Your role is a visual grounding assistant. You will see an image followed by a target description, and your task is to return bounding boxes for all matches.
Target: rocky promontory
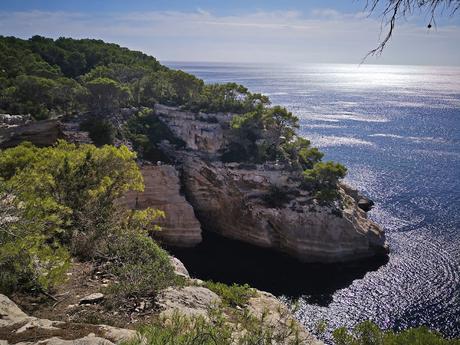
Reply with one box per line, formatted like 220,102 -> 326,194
0,105 -> 388,263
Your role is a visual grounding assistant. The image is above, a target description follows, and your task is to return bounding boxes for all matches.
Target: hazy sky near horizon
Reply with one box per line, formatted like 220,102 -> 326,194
1,0 -> 459,66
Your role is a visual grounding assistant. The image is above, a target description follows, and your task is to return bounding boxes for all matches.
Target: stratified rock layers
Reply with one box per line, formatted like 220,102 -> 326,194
180,156 -> 386,262
119,164 -> 202,247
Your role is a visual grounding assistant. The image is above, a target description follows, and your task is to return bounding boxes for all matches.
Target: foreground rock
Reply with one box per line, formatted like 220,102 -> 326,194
247,291 -> 323,345
0,294 -> 138,345
79,293 -> 104,305
156,286 -> 221,318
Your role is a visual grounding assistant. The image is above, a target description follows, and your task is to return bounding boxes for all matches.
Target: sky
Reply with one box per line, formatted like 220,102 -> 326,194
0,0 -> 459,66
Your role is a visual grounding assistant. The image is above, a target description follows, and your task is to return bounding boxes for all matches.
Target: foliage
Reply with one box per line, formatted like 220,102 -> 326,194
0,141 -> 178,296
0,182 -> 70,293
333,320 -> 460,345
0,141 -> 148,293
84,77 -> 130,114
80,118 -> 116,146
303,161 -> 347,202
122,307 -> 307,345
223,106 -> 298,163
0,35 -> 275,118
104,231 -> 178,300
204,281 -> 256,307
125,107 -> 185,161
263,185 -> 293,208
283,137 -> 324,170
189,82 -> 270,114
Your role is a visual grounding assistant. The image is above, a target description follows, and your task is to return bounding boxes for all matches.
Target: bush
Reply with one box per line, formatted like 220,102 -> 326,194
0,183 -> 70,293
80,118 -> 116,146
333,320 -> 460,345
204,281 -> 256,307
104,232 -> 178,299
123,306 -> 307,345
303,161 -> 347,202
0,141 -> 146,293
263,185 -> 292,208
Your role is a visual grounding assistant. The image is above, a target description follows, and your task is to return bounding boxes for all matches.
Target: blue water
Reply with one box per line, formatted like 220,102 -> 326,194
166,62 -> 460,339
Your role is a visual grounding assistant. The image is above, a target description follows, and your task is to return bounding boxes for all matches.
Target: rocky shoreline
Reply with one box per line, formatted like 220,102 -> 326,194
0,105 -> 388,263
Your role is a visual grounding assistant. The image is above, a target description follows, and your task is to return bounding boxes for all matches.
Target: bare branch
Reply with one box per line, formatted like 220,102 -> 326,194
363,0 -> 460,59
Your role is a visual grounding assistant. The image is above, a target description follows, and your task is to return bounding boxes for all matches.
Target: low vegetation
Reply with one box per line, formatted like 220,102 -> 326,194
333,320 -> 460,345
204,281 -> 257,308
0,141 -> 176,297
123,307 -> 307,345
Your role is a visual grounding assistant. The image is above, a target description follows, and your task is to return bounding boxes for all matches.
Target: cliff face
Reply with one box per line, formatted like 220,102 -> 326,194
154,104 -> 388,262
179,155 -> 385,262
0,105 -> 387,262
118,164 -> 202,247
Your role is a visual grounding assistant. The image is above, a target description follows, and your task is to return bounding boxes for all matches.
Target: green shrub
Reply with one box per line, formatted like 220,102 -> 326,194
204,281 -> 256,307
0,141 -> 146,293
0,183 -> 70,293
80,118 -> 116,146
263,185 -> 292,208
303,161 -> 347,202
333,320 -> 460,345
104,232 -> 178,299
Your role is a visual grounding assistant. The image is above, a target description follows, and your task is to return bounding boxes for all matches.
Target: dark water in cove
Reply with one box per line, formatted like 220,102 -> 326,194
166,62 -> 460,339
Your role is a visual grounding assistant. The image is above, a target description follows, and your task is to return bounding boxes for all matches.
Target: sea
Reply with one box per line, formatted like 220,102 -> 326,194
166,62 -> 460,341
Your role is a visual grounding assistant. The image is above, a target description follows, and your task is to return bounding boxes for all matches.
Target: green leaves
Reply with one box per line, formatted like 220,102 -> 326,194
0,141 -> 145,293
302,161 -> 347,202
332,321 -> 460,345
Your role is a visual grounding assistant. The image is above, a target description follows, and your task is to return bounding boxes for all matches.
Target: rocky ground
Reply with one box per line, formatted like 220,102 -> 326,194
1,257 -> 322,345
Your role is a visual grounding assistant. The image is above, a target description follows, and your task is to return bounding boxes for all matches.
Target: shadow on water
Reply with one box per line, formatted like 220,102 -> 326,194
170,232 -> 388,306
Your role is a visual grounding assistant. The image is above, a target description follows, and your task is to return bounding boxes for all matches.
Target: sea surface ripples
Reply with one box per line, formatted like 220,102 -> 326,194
167,62 -> 460,341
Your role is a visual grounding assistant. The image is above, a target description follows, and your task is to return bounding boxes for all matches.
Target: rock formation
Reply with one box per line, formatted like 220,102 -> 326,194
154,104 -> 388,262
179,154 -> 386,262
118,164 -> 202,247
0,104 -> 387,262
0,294 -> 138,345
0,119 -> 63,149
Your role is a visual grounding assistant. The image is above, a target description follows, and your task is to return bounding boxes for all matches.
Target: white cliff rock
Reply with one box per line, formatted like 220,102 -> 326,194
180,155 -> 386,262
119,164 -> 202,247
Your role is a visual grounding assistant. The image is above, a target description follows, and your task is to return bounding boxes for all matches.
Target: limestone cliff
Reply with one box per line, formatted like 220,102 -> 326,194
118,164 -> 202,247
154,104 -> 388,262
0,106 -> 388,262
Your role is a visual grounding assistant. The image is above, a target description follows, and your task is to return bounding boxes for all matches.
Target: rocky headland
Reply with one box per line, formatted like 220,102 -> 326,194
0,104 -> 387,263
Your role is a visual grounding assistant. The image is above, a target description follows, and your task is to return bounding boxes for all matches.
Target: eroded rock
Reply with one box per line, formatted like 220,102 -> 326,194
119,164 -> 202,247
180,155 -> 387,262
156,286 -> 221,318
0,294 -> 137,345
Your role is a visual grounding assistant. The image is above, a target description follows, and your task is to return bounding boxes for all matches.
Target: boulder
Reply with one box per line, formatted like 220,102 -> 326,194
156,286 -> 221,318
0,294 -> 137,345
170,256 -> 190,278
247,291 -> 323,345
0,120 -> 63,149
358,198 -> 375,212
